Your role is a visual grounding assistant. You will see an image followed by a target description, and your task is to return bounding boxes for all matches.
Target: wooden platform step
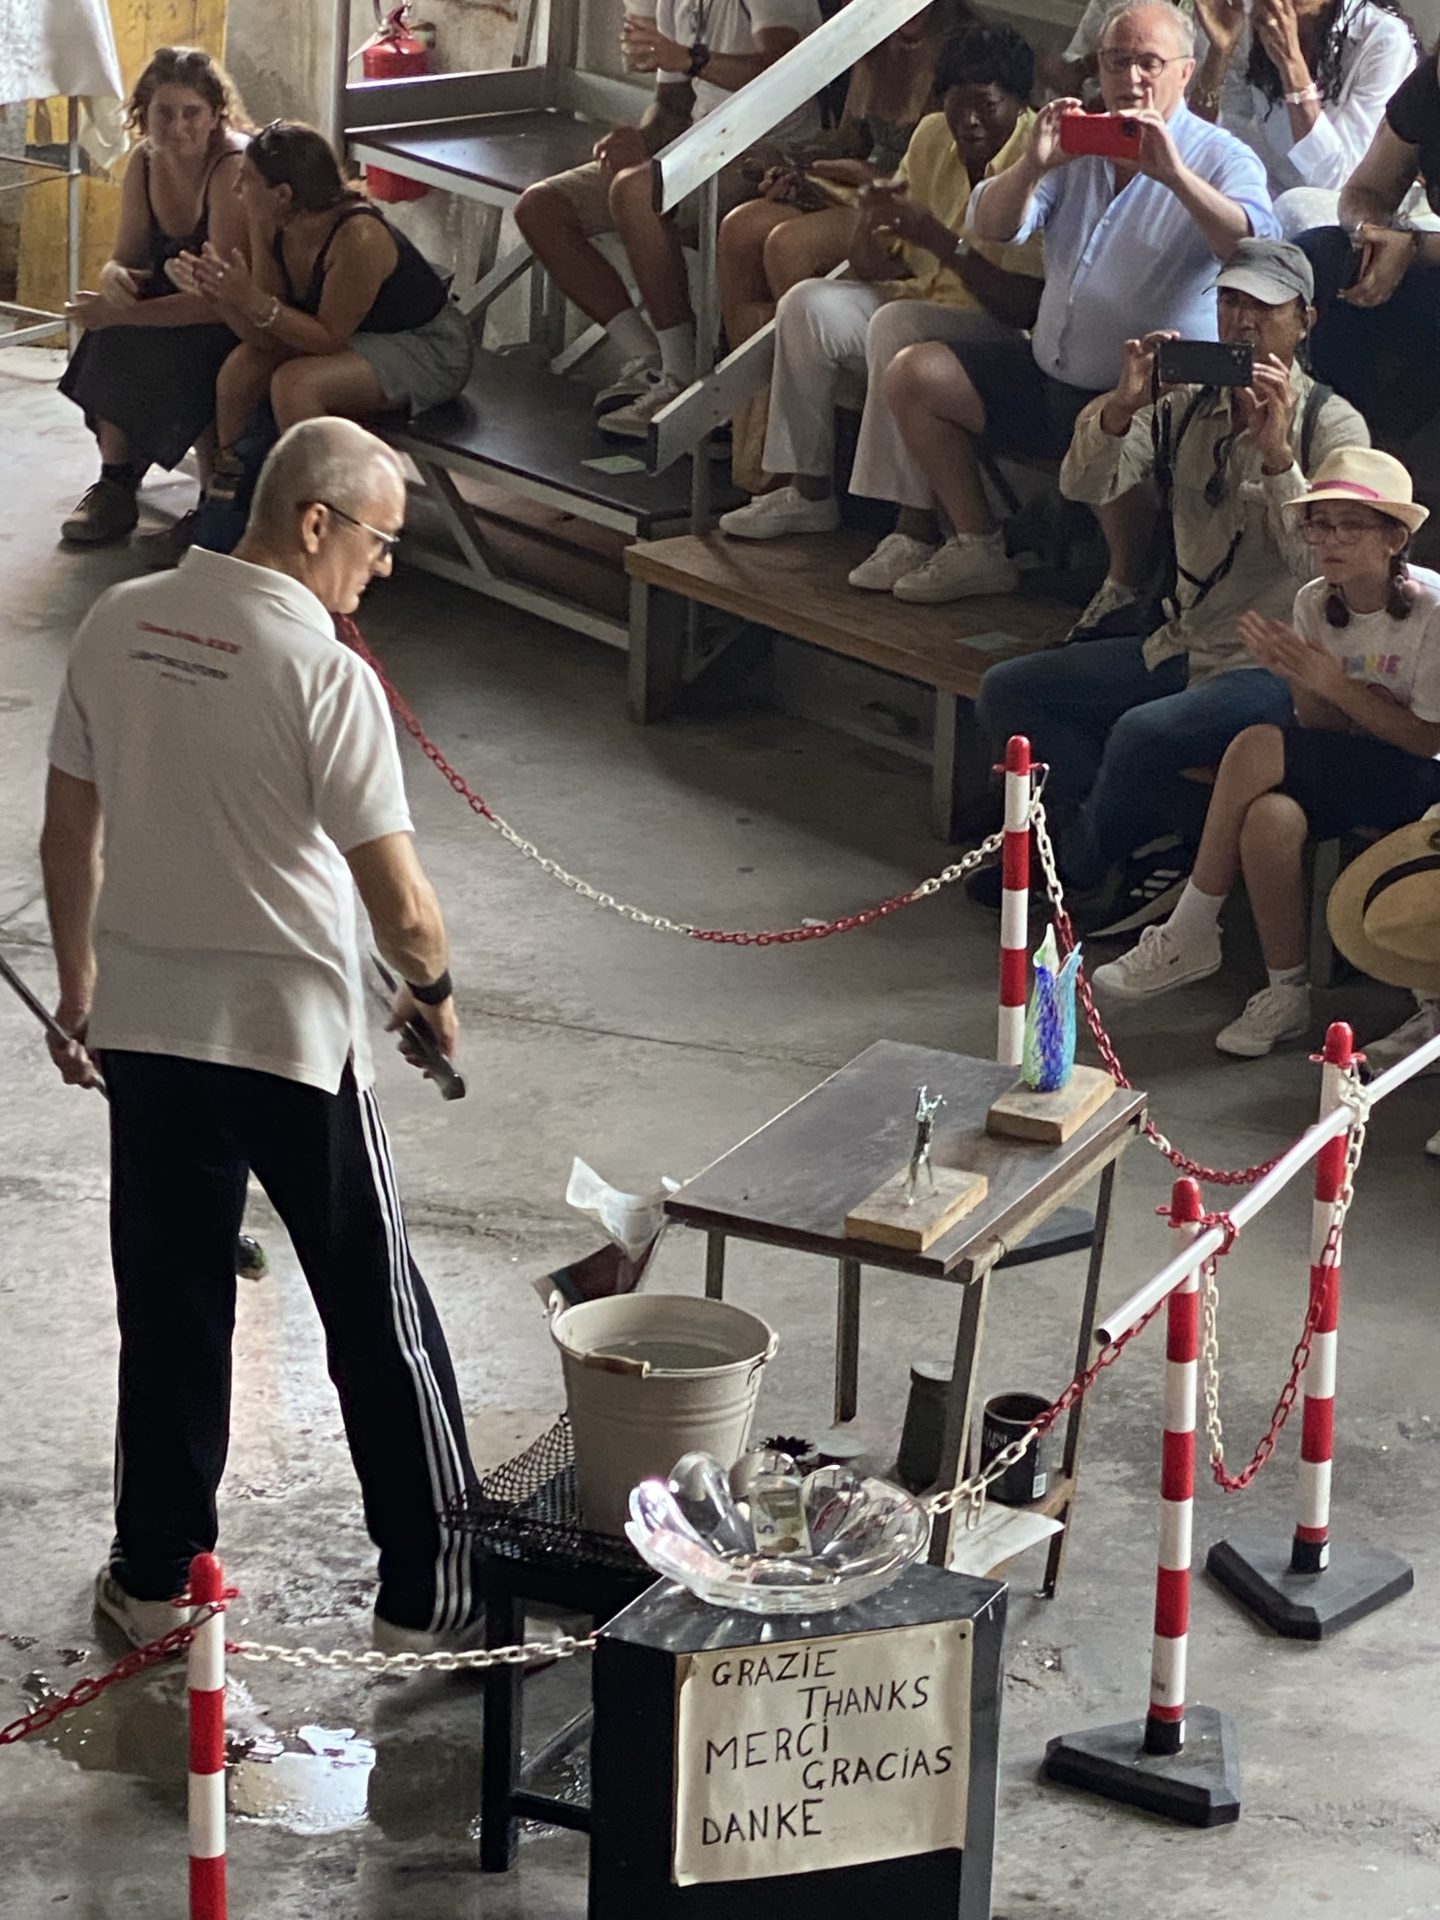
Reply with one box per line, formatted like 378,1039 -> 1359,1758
625,530 -> 1071,700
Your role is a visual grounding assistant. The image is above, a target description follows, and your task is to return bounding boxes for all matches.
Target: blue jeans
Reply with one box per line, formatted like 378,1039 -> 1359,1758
976,635 -> 1294,885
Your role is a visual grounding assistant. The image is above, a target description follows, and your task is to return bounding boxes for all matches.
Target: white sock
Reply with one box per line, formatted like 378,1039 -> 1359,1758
1164,880 -> 1224,946
657,321 -> 696,385
1267,963 -> 1308,991
605,306 -> 657,363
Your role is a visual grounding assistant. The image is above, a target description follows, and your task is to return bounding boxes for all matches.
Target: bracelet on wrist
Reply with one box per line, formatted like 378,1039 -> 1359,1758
1284,82 -> 1321,105
252,293 -> 281,331
406,969 -> 453,1006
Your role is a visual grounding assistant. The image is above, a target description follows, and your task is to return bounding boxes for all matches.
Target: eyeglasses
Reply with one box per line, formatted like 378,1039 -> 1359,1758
1098,50 -> 1190,74
318,501 -> 402,559
1300,516 -> 1387,545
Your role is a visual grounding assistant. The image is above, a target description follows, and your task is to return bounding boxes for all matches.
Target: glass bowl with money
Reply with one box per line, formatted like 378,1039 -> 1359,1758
625,1448 -> 929,1614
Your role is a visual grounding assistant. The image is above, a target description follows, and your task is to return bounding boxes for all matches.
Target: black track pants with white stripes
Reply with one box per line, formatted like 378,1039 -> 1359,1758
102,1050 -> 479,1633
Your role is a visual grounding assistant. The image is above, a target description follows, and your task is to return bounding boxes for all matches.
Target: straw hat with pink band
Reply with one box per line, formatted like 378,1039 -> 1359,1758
1281,447 -> 1430,536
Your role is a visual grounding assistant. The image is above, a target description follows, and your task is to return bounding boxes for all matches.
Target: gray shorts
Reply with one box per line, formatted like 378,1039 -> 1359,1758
352,300 -> 474,417
547,156 -> 759,237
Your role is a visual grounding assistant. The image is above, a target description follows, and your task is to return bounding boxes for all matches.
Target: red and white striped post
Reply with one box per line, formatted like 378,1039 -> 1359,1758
188,1551 -> 227,1920
997,734 -> 1032,1067
1146,1176 -> 1203,1757
1292,1021 -> 1351,1575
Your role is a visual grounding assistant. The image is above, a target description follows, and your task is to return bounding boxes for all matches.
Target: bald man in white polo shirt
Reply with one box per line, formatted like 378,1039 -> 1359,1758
40,417 -> 480,1654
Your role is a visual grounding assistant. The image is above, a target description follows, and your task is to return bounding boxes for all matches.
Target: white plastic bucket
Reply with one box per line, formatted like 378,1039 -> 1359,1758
550,1293 -> 777,1535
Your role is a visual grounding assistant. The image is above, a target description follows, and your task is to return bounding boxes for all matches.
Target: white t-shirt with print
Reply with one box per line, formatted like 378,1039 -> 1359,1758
657,0 -> 822,139
1292,564 -> 1440,724
47,548 -> 414,1093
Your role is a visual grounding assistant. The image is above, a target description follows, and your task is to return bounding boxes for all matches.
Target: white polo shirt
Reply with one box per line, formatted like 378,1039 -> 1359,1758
47,548 -> 413,1092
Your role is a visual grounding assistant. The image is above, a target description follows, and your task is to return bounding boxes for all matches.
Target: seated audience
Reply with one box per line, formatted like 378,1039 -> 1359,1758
718,3 -> 974,353
1188,0 -> 1416,236
58,47 -> 250,548
1092,449 -> 1440,1058
883,0 -> 1276,613
170,122 -> 472,556
716,23 -> 1043,576
515,0 -> 822,440
1298,46 -> 1440,443
974,239 -> 1368,934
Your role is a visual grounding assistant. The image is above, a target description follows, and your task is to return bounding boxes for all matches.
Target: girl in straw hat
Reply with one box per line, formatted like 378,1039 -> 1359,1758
1092,447 -> 1440,1056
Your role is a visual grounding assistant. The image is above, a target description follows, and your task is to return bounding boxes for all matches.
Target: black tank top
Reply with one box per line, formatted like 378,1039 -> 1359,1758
141,146 -> 237,290
271,202 -> 449,334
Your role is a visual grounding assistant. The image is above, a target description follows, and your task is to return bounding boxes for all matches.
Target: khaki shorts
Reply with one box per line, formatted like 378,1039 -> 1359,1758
547,156 -> 760,238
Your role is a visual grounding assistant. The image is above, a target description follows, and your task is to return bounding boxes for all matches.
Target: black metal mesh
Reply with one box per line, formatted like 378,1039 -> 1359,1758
449,1415 -> 642,1574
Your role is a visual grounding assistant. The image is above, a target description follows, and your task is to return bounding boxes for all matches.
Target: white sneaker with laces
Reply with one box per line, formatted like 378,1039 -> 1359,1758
718,486 -> 840,540
848,531 -> 938,591
1214,983 -> 1311,1058
1066,577 -> 1142,642
94,1566 -> 198,1649
594,354 -> 660,413
1091,922 -> 1222,1001
891,531 -> 1018,603
599,370 -> 684,440
1364,1000 -> 1440,1075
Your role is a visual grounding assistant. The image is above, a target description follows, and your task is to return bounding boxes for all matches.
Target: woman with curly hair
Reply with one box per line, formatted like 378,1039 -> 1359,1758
58,46 -> 252,548
1188,0 -> 1417,233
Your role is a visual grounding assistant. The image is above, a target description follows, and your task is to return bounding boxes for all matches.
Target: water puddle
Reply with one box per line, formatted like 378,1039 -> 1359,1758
228,1725 -> 375,1835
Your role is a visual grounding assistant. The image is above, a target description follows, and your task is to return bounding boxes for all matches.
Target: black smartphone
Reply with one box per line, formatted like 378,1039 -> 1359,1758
1157,339 -> 1255,388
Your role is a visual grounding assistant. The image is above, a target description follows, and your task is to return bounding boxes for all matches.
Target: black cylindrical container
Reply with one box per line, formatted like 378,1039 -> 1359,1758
979,1391 -> 1050,1505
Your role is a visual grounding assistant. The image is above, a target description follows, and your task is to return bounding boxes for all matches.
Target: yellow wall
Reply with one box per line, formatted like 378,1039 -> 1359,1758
18,0 -> 230,319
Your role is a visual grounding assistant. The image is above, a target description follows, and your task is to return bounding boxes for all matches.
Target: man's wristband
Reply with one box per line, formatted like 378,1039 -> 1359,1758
406,969 -> 453,1005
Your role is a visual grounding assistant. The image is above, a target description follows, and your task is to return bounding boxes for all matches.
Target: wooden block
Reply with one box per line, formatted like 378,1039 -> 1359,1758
986,1064 -> 1116,1145
844,1165 -> 988,1251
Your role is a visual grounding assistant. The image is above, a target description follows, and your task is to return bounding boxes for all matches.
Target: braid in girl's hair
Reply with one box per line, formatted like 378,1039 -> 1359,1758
1387,547 -> 1417,620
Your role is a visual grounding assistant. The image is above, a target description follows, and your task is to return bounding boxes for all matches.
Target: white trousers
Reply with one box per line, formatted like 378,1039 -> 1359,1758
761,278 -> 1017,509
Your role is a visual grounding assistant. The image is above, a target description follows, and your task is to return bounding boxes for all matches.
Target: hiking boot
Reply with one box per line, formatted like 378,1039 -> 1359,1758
891,531 -> 1017,603
848,532 -> 938,591
1091,921 -> 1222,1001
94,1566 -> 198,1649
133,509 -> 201,571
61,479 -> 139,545
1214,984 -> 1311,1058
718,485 -> 840,540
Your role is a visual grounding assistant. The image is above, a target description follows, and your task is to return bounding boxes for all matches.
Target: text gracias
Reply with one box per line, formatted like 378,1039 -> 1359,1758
696,1641 -> 954,1849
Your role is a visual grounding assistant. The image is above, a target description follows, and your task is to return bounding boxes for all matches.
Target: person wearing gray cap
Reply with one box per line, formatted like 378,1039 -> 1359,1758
970,236 -> 1370,938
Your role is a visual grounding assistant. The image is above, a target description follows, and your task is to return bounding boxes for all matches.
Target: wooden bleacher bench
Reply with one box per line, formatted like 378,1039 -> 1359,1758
624,529 -> 1072,839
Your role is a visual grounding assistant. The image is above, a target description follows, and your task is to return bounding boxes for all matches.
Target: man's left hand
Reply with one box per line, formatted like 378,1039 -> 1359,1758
1235,355 -> 1298,469
46,1004 -> 100,1089
1127,109 -> 1185,189
620,17 -> 690,72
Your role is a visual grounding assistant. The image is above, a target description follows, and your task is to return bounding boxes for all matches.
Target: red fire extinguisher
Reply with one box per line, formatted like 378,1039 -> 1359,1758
360,2 -> 435,203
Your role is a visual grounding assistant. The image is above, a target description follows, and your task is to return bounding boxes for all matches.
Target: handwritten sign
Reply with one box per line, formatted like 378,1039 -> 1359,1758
671,1620 -> 972,1886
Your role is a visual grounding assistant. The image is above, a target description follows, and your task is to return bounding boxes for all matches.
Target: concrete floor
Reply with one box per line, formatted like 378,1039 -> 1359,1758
2,348 -> 1438,1920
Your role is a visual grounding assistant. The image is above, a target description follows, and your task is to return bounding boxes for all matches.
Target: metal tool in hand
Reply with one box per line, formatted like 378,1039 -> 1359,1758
369,954 -> 466,1101
0,951 -> 267,1277
904,1086 -> 945,1204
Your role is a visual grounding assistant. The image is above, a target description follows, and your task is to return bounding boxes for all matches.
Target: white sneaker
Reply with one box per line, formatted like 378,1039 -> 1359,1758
594,353 -> 659,414
1091,922 -> 1222,1002
848,531 -> 938,590
599,369 -> 683,440
718,486 -> 840,540
1066,577 -> 1142,643
1215,984 -> 1311,1058
891,531 -> 1018,603
1425,1127 -> 1440,1159
94,1566 -> 198,1649
1364,1000 -> 1440,1075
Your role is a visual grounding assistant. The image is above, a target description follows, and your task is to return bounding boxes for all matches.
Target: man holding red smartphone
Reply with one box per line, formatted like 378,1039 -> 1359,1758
880,0 -> 1276,606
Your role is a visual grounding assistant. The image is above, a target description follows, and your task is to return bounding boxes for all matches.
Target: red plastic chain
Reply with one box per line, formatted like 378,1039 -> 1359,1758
1050,897 -> 1282,1189
1207,1210 -> 1340,1492
0,1600 -> 227,1747
338,617 -> 953,947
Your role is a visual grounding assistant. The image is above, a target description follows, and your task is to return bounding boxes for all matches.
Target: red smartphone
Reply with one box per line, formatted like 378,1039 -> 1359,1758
1059,111 -> 1143,161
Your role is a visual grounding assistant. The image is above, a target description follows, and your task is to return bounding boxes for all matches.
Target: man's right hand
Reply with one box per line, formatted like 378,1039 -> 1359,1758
1101,330 -> 1180,430
1029,98 -> 1083,173
594,125 -> 651,174
387,984 -> 459,1081
47,1004 -> 100,1089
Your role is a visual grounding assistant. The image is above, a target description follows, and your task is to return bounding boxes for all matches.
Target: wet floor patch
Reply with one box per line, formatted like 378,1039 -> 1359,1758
228,1725 -> 375,1835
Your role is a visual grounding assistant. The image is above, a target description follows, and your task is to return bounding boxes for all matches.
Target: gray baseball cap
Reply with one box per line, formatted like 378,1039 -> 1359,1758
1213,237 -> 1315,306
